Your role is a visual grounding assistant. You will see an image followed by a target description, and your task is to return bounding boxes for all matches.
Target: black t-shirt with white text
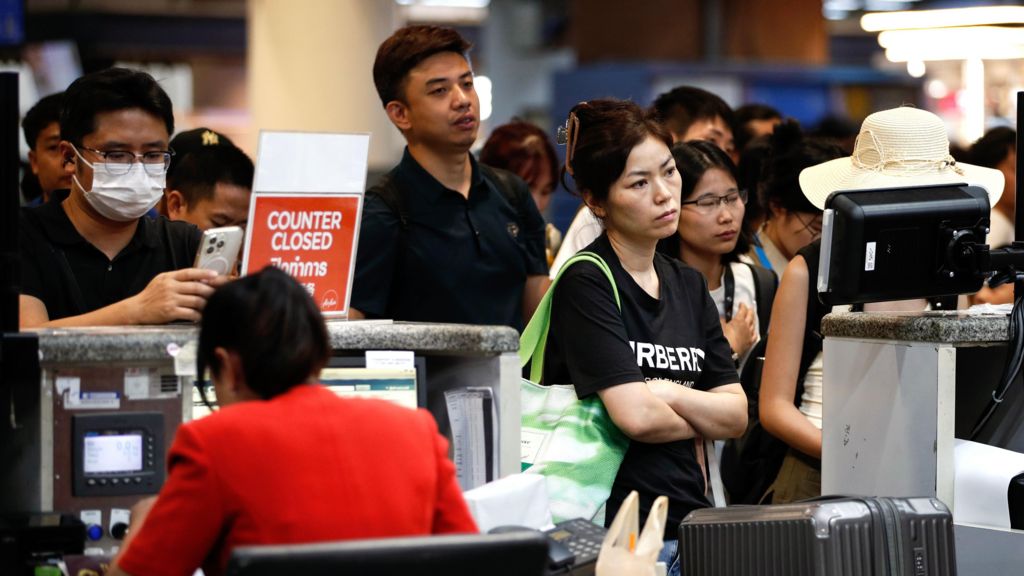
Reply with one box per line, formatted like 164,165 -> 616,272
542,234 -> 737,538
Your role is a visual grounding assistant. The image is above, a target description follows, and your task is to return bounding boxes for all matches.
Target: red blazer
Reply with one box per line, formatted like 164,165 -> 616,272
117,384 -> 477,576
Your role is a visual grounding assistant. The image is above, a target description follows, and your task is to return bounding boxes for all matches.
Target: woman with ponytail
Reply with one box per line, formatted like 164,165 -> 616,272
748,120 -> 844,277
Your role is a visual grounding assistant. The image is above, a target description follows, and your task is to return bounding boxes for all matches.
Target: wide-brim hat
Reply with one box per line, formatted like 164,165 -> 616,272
799,106 -> 1004,210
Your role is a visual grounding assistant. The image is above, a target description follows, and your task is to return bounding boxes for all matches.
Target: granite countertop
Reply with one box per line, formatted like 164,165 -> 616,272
822,310 -> 1010,344
34,321 -> 520,364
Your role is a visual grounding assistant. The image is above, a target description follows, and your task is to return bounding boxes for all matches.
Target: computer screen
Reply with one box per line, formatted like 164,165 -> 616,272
226,532 -> 549,576
82,433 -> 143,474
192,355 -> 427,419
323,355 -> 427,409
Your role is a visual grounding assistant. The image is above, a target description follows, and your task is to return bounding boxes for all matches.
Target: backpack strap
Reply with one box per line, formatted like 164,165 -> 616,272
744,261 -> 778,340
370,164 -> 529,231
366,171 -> 410,229
480,164 -> 532,228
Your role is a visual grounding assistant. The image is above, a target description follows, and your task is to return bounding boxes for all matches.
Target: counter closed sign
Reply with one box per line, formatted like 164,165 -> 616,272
244,194 -> 361,315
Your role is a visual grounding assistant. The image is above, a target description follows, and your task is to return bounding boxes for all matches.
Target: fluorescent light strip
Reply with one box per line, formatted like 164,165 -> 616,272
394,0 -> 490,7
878,26 -> 1024,49
879,26 -> 1024,61
862,6 -> 1024,31
886,45 -> 1024,62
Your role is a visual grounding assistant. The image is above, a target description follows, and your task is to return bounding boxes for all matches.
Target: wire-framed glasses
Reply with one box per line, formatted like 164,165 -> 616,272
680,189 -> 748,214
78,145 -> 175,176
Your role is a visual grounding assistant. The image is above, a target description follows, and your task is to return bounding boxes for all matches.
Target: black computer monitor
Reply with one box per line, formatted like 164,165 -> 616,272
817,183 -> 990,306
225,532 -> 549,576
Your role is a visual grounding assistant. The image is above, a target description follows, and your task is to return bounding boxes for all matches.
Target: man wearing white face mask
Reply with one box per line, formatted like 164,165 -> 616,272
18,68 -> 229,329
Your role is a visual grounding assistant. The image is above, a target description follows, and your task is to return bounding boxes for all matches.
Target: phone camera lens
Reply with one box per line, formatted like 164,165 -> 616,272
208,236 -> 217,244
206,247 -> 215,254
217,241 -> 225,248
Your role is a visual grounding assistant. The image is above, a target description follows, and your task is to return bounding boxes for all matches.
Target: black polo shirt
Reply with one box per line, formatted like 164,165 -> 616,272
352,149 -> 547,328
19,190 -> 201,321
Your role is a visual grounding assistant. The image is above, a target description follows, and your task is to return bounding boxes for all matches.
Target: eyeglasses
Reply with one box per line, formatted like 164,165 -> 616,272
794,211 -> 823,239
78,145 -> 175,176
680,189 -> 748,214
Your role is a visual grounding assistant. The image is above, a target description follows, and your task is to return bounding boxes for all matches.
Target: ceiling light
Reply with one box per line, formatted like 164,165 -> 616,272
476,75 -> 492,121
862,6 -> 1024,32
395,0 -> 489,6
926,79 -> 949,100
878,26 -> 1024,49
878,26 -> 1024,61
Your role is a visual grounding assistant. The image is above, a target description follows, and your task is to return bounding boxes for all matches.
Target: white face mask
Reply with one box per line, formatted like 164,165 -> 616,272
72,146 -> 166,222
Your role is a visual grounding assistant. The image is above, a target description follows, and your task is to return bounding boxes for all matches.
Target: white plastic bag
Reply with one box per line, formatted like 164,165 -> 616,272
595,491 -> 668,576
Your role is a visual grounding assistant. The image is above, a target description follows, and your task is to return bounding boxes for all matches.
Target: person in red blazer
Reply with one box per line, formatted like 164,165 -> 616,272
110,266 -> 477,576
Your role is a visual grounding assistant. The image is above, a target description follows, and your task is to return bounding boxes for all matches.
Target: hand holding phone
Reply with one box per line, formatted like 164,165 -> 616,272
194,226 -> 244,276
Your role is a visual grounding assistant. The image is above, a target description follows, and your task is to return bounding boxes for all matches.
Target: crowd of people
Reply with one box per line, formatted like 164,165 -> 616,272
13,22 -> 1010,576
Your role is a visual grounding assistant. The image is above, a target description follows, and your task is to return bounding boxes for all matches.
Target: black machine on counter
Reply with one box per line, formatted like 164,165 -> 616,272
817,183 -> 1024,308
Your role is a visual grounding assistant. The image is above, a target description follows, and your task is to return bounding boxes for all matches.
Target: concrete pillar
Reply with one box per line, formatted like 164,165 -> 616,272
247,0 -> 403,172
482,0 -> 574,130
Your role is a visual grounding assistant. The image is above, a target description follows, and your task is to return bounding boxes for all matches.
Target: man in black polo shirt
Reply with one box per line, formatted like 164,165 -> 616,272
18,68 -> 226,329
350,25 -> 548,329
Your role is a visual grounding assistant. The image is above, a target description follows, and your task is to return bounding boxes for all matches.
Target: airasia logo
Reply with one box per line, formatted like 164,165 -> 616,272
321,290 -> 339,310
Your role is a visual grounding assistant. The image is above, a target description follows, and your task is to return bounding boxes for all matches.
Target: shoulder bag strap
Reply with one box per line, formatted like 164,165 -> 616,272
723,264 -> 735,322
519,251 -> 621,383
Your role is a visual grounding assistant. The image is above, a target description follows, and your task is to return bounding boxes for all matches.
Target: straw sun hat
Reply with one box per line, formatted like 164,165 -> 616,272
799,106 -> 1004,210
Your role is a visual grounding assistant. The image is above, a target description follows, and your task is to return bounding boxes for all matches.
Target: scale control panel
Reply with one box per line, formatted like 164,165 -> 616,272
72,412 -> 165,498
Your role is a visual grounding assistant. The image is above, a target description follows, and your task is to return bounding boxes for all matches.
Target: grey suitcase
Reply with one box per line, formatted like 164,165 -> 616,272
678,496 -> 956,575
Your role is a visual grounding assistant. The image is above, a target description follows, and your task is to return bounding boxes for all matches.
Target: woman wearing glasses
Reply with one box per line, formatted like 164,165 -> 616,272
542,99 -> 746,576
748,121 -> 844,278
659,141 -> 773,367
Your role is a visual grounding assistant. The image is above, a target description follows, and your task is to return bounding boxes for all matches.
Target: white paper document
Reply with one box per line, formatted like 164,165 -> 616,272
445,387 -> 499,491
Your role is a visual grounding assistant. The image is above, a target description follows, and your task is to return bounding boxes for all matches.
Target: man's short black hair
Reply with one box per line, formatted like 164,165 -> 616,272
651,86 -> 735,138
60,67 -> 174,145
372,25 -> 472,107
969,126 -> 1016,169
734,103 -> 782,151
23,92 -> 64,149
166,145 -> 254,206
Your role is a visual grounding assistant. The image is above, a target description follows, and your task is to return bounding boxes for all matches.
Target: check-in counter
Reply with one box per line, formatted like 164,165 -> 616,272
821,310 -> 1024,573
1,321 -> 520,556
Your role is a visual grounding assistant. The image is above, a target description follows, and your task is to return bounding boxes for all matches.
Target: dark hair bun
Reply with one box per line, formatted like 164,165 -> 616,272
768,119 -> 804,156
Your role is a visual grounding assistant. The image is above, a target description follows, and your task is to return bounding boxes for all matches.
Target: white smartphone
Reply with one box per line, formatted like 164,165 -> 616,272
193,226 -> 244,276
